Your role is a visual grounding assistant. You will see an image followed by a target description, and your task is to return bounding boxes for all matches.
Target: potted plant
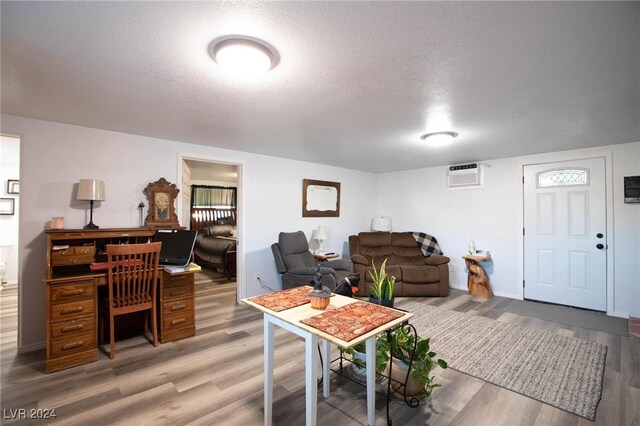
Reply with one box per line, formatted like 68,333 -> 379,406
389,327 -> 448,399
340,336 -> 389,377
368,258 -> 396,307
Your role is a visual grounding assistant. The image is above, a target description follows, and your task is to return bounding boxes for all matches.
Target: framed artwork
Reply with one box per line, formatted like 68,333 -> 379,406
143,178 -> 180,228
302,179 -> 340,217
7,180 -> 19,195
0,198 -> 15,215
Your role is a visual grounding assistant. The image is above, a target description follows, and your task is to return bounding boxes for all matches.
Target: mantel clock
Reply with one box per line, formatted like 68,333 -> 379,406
143,178 -> 181,228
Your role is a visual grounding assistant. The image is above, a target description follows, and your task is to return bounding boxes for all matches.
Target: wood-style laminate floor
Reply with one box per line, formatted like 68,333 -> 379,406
1,272 -> 638,426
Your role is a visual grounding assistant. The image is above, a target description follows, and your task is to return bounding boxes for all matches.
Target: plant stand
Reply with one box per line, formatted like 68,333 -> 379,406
330,321 -> 420,426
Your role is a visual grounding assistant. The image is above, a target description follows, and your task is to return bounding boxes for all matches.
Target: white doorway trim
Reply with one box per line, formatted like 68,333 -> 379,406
518,150 -> 614,315
177,153 -> 245,303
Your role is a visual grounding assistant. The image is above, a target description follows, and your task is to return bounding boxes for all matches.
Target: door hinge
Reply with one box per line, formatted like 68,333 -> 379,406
523,280 -> 525,288
522,176 -> 525,184
523,228 -> 525,235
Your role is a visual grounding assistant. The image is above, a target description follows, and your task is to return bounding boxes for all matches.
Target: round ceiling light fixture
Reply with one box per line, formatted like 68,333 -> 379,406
420,131 -> 459,147
209,35 -> 279,75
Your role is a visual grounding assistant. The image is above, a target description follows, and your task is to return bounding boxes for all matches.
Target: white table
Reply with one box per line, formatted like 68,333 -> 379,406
243,293 -> 413,426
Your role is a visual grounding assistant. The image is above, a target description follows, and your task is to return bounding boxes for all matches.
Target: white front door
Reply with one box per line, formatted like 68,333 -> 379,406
523,158 -> 607,311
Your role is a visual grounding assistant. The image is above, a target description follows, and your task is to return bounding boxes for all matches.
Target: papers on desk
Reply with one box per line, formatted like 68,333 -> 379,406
52,245 -> 70,250
163,263 -> 202,273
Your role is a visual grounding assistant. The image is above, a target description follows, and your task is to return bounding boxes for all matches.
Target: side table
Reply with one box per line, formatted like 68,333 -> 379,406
462,255 -> 493,298
313,253 -> 339,262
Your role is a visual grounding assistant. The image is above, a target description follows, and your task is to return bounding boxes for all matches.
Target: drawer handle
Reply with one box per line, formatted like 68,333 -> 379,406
79,249 -> 90,254
61,341 -> 83,351
71,258 -> 78,263
170,290 -> 187,296
59,250 -> 68,255
61,324 -> 84,333
171,318 -> 187,326
61,307 -> 84,315
170,304 -> 186,311
61,289 -> 85,297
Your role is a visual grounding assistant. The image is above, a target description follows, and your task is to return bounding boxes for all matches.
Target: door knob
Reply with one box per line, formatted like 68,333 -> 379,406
596,243 -> 604,250
596,233 -> 604,239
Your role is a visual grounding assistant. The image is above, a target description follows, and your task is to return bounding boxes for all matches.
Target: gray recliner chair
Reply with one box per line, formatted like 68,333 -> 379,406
271,231 -> 352,291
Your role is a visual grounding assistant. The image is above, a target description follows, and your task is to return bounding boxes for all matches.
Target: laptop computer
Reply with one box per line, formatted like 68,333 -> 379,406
153,229 -> 197,267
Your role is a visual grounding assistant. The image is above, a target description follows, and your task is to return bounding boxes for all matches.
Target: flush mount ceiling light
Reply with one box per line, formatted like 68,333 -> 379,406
209,35 -> 279,75
420,131 -> 459,147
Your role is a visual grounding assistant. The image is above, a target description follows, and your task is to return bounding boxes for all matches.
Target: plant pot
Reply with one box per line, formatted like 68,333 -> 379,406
389,358 -> 424,397
350,349 -> 389,382
351,350 -> 367,378
368,296 -> 394,308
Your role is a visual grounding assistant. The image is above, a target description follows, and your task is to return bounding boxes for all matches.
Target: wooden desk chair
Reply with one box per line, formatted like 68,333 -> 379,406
100,242 -> 162,359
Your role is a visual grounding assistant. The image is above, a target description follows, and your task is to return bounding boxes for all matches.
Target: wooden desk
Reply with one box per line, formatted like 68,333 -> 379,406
462,255 -> 493,298
243,292 -> 412,426
44,228 -> 196,373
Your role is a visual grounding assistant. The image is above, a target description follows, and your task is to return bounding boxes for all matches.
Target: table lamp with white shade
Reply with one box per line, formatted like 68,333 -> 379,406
371,216 -> 392,232
77,179 -> 105,229
315,226 -> 329,255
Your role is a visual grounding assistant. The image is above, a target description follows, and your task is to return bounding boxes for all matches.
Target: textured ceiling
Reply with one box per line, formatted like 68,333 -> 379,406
1,2 -> 639,173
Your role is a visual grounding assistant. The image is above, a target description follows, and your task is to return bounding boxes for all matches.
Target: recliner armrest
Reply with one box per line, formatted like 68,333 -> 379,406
288,267 -> 336,276
424,255 -> 450,266
351,254 -> 368,265
320,259 -> 352,271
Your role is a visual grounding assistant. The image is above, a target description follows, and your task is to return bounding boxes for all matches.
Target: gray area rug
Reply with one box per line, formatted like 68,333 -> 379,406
504,299 -> 628,336
397,300 -> 607,420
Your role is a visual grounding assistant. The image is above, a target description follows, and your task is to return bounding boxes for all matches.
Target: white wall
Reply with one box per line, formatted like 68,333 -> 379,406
0,135 -> 20,284
1,114 -> 377,351
377,141 -> 640,317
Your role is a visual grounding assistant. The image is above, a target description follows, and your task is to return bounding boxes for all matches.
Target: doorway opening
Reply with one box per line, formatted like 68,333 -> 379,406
181,158 -> 241,302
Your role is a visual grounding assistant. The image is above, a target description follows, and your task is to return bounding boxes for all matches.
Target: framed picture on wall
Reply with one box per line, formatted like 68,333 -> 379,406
302,179 -> 341,217
0,198 -> 15,215
7,180 -> 19,195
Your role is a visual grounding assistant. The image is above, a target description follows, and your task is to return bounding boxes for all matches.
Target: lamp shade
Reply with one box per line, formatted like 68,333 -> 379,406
371,216 -> 392,232
315,226 -> 329,241
77,179 -> 105,201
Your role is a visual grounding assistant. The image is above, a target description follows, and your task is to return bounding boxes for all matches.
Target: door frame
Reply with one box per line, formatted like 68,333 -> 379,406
518,150 -> 614,315
177,152 -> 245,303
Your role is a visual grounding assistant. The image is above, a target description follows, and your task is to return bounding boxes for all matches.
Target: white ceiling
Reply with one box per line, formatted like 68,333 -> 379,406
1,2 -> 639,173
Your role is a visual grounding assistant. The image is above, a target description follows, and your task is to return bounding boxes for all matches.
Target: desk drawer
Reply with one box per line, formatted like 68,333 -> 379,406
52,246 -> 95,266
50,281 -> 94,304
162,309 -> 195,332
162,283 -> 194,301
50,332 -> 96,358
51,317 -> 95,338
50,299 -> 95,322
52,254 -> 95,266
162,298 -> 194,315
162,271 -> 194,286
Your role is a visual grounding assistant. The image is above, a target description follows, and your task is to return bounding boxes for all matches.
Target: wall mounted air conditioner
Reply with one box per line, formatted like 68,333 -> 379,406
447,163 -> 482,188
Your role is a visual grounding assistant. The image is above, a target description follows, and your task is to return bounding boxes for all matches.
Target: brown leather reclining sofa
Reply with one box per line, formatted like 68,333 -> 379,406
349,232 -> 450,297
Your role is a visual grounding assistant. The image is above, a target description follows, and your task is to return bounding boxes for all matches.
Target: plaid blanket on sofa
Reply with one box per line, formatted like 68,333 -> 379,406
410,232 -> 443,256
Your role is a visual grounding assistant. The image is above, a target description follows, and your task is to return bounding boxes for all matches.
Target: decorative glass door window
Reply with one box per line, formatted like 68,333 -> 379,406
537,168 -> 589,188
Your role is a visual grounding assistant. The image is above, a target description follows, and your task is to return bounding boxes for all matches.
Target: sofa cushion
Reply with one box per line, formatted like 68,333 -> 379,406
389,232 -> 424,265
358,232 -> 393,261
400,265 -> 440,283
279,231 -> 316,270
206,224 -> 235,237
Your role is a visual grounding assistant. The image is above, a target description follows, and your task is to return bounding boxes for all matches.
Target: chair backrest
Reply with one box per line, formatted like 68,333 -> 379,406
274,231 -> 315,271
106,242 -> 161,312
